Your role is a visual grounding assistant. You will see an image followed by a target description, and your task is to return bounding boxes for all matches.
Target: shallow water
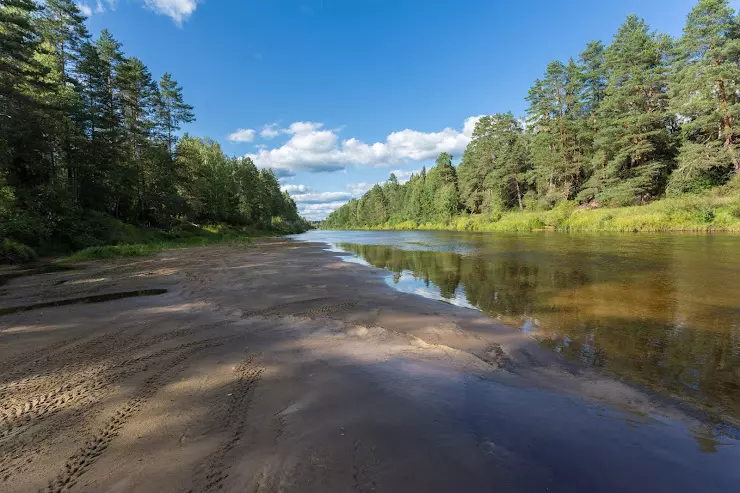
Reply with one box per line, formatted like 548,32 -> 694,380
0,289 -> 168,316
294,230 -> 740,422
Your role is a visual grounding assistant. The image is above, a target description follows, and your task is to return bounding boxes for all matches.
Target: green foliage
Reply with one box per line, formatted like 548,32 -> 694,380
63,223 -> 270,262
527,59 -> 589,202
670,0 -> 740,191
0,239 -> 38,264
324,0 -> 740,233
581,15 -> 675,206
0,4 -> 308,255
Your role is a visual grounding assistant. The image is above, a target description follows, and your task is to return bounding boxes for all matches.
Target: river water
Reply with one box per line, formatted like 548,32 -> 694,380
293,229 -> 740,424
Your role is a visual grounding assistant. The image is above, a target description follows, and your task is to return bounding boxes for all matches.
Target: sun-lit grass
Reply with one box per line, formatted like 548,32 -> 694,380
348,194 -> 740,233
62,225 -> 262,262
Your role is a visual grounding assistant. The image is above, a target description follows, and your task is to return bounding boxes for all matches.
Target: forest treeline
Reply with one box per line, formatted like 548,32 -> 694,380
1,0 -> 307,258
324,0 -> 740,230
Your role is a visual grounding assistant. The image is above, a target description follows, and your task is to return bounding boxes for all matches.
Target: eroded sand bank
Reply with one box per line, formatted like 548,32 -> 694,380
0,239 -> 738,492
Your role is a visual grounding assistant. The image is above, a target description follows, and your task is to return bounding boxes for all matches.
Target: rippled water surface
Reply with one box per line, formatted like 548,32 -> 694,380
293,230 -> 740,422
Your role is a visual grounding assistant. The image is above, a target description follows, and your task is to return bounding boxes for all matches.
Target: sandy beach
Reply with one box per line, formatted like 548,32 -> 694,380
0,239 -> 738,492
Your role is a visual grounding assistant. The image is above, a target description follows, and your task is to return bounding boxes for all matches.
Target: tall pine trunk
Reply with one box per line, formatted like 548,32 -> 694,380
718,79 -> 740,172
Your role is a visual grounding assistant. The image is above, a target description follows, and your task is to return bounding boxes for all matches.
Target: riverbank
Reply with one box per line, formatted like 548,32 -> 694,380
1,221 -> 307,265
1,240 -> 738,492
328,194 -> 740,233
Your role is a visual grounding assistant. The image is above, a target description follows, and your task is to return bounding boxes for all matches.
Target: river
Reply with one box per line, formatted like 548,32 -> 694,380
293,229 -> 740,425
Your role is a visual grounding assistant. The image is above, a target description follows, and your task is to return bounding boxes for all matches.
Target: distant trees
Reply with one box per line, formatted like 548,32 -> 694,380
0,1 -> 305,252
324,0 -> 740,229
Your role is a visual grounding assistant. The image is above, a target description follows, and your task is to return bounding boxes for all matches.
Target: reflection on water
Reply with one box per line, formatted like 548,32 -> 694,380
297,230 -> 740,423
386,272 -> 477,310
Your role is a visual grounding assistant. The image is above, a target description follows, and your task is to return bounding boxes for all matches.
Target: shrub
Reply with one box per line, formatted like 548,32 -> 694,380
0,239 -> 38,264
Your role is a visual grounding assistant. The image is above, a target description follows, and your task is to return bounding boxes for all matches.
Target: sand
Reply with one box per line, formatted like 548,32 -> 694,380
0,239 -> 738,493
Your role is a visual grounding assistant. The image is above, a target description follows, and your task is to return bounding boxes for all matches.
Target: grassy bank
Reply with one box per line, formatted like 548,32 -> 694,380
1,220 -> 300,264
63,224 -> 259,262
337,194 -> 740,233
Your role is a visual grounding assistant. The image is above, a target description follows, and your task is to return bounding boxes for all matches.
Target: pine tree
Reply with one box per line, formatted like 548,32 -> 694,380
382,172 -> 403,221
0,0 -> 47,106
481,113 -> 531,210
428,152 -> 459,220
458,114 -> 531,213
0,0 -> 51,190
157,72 -> 194,155
434,152 -> 456,184
580,41 -> 608,120
34,0 -> 91,204
670,0 -> 740,193
527,60 -> 587,205
116,56 -> 159,218
582,15 -> 675,205
458,117 -> 494,213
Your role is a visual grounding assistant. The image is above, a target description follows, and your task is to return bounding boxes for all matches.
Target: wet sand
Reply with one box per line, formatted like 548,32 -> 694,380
0,239 -> 738,492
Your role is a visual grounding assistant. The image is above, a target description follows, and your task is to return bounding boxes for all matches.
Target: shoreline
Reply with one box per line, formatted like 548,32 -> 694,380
305,238 -> 740,427
322,194 -> 740,233
0,239 -> 738,491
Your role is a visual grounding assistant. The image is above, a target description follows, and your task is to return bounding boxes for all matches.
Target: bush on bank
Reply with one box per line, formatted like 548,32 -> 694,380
336,193 -> 740,234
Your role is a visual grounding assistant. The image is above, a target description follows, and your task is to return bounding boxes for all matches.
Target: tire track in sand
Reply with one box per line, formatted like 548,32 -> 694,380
1,323 -> 235,484
0,339 -> 225,484
0,338 -> 210,443
42,340 -> 224,493
0,322 -> 228,412
241,297 -> 331,317
188,357 -> 263,493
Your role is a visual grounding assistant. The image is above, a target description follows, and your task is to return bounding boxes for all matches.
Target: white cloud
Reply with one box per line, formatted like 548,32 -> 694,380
280,184 -> 310,194
291,191 -> 353,204
347,182 -> 373,197
77,3 -> 93,16
260,124 -> 282,139
298,202 -> 348,221
244,116 -> 483,176
227,128 -> 256,143
88,0 -> 116,14
245,122 -> 346,174
144,0 -> 199,25
390,169 -> 421,184
280,185 -> 364,220
463,115 -> 481,137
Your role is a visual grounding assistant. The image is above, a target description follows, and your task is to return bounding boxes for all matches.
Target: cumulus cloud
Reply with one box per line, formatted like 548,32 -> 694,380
260,124 -> 282,139
298,202 -> 348,221
244,116 -> 483,176
390,169 -> 421,184
347,182 -> 373,197
79,0 -> 116,15
245,122 -> 345,175
77,3 -> 93,16
280,185 -> 367,220
227,128 -> 256,143
144,0 -> 199,25
291,191 -> 353,204
280,184 -> 310,194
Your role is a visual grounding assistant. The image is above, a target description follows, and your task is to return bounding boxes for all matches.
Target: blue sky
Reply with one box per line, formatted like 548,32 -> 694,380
81,0 -> 738,219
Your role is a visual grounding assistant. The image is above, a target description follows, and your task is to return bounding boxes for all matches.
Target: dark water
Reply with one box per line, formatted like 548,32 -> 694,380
294,230 -> 740,423
0,289 -> 168,316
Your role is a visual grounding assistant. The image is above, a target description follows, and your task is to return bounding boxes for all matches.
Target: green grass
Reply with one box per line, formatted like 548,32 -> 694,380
62,223 -> 268,262
0,238 -> 39,263
344,194 -> 740,233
